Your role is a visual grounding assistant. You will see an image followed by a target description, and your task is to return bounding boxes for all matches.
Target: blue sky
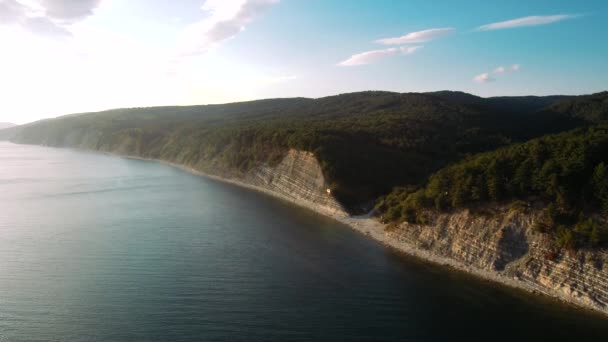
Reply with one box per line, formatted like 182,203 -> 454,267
0,0 -> 606,123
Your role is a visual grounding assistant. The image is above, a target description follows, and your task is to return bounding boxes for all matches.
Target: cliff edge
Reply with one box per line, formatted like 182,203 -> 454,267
242,150 -> 347,217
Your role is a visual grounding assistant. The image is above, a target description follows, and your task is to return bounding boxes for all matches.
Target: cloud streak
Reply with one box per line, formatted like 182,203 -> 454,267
375,27 -> 454,45
474,64 -> 521,83
40,0 -> 103,22
336,27 -> 453,68
338,46 -> 422,66
474,73 -> 494,83
176,0 -> 279,57
477,14 -> 577,31
493,66 -> 505,74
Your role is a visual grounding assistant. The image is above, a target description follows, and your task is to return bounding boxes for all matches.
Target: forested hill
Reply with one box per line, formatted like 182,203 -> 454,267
428,90 -> 573,113
541,91 -> 608,123
2,91 -> 607,211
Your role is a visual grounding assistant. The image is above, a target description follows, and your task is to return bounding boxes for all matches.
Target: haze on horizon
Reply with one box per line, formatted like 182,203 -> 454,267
0,0 -> 607,124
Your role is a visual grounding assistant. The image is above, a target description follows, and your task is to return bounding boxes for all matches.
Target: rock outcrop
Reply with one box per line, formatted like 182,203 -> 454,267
241,150 -> 347,217
386,207 -> 608,314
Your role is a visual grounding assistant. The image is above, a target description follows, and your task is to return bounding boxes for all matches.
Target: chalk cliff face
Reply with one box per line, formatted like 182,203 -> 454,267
240,150 -> 347,217
387,207 -> 608,314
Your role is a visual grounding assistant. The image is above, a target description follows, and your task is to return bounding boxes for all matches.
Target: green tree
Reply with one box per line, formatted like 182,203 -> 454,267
593,163 -> 608,214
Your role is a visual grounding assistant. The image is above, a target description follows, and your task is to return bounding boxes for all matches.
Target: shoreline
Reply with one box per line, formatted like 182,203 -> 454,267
2,141 -> 599,318
119,154 -> 608,318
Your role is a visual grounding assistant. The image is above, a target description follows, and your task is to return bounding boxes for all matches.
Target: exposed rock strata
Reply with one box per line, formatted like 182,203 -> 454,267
242,150 -> 347,217
385,208 -> 608,315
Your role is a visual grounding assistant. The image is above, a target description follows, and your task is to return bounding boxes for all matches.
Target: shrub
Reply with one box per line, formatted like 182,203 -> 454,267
509,200 -> 528,213
385,205 -> 403,222
555,226 -> 576,250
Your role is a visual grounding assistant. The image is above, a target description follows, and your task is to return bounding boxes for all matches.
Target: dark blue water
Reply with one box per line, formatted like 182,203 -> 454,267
0,142 -> 606,341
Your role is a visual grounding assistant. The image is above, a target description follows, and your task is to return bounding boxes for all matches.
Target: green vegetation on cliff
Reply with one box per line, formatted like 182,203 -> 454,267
376,124 -> 608,249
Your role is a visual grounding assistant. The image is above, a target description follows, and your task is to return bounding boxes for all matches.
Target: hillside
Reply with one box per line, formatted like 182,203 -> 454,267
2,91 -> 606,211
541,91 -> 608,123
429,90 -> 572,113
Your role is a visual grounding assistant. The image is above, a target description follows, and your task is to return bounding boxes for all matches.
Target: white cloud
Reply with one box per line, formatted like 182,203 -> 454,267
477,14 -> 577,31
176,0 -> 279,57
475,64 -> 521,83
338,46 -> 422,66
40,0 -> 103,22
0,0 -> 103,37
375,28 -> 454,45
474,73 -> 494,83
494,64 -> 521,74
493,66 -> 506,74
339,27 -> 450,68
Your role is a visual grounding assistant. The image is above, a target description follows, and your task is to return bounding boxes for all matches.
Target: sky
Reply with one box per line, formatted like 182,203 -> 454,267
0,0 -> 607,124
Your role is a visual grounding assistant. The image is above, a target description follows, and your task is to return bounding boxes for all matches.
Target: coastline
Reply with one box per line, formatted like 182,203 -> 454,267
1,141 -> 600,317
120,154 -> 608,318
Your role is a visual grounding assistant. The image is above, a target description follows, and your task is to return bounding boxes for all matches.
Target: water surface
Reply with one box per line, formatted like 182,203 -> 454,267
0,142 -> 606,341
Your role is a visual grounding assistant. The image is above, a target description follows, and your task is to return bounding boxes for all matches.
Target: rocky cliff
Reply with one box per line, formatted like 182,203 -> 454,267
382,206 -> 608,315
240,150 -> 348,217
191,149 -> 348,218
